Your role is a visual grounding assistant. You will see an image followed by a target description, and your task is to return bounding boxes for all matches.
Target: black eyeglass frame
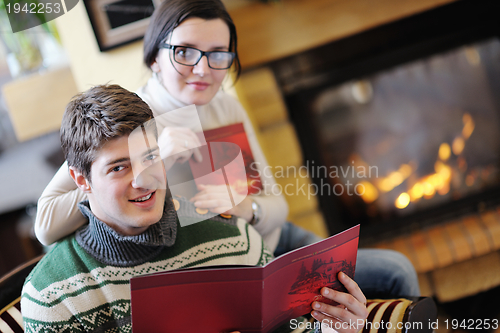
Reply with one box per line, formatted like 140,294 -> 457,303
159,43 -> 236,70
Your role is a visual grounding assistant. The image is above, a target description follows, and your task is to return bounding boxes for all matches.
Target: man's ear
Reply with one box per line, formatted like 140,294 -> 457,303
69,166 -> 92,193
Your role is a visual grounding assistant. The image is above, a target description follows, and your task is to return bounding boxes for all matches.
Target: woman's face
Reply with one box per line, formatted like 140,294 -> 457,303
153,18 -> 231,106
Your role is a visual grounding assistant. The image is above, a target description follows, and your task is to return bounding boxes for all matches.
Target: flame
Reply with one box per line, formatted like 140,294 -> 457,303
407,162 -> 452,203
379,178 -> 393,192
452,136 -> 465,155
462,113 -> 475,139
400,164 -> 412,177
395,193 -> 410,209
388,172 -> 404,187
437,183 -> 450,195
358,181 -> 379,203
422,182 -> 435,198
439,143 -> 451,161
377,164 -> 413,192
435,161 -> 452,181
353,113 -> 478,210
409,183 -> 423,200
428,174 -> 445,190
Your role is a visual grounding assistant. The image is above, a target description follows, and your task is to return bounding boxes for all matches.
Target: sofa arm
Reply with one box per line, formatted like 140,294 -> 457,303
362,297 -> 437,333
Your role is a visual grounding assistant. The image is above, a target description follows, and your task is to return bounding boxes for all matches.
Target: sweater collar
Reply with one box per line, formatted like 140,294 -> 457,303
138,73 -> 196,116
75,199 -> 177,267
136,74 -> 209,133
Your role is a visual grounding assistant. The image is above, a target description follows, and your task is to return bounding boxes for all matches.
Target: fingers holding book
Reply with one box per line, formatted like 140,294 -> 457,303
311,272 -> 368,333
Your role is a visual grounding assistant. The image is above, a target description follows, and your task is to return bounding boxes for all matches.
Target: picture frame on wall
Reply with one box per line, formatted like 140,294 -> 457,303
83,0 -> 163,51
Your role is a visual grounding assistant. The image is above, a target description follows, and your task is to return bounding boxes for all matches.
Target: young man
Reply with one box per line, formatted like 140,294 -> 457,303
22,85 -> 367,333
21,85 -> 273,332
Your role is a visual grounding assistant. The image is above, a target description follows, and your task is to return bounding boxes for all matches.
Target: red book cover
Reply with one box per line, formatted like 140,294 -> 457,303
130,225 -> 360,333
189,123 -> 262,195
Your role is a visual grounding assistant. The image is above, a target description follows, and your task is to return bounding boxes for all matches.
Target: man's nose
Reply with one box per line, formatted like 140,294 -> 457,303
132,168 -> 157,189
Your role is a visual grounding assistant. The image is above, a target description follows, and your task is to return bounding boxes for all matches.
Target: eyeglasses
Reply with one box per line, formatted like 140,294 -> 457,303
160,44 -> 235,70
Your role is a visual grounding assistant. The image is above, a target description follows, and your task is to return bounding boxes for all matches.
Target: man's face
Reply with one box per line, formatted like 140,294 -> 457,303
84,128 -> 167,236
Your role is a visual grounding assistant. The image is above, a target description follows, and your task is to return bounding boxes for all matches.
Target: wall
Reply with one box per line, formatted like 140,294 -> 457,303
54,1 -> 151,92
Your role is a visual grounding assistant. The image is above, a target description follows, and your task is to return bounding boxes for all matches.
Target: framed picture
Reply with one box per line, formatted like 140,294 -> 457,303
83,0 -> 163,51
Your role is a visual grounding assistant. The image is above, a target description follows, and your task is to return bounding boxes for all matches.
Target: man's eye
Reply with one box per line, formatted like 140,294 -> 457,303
144,154 -> 158,162
111,166 -> 125,172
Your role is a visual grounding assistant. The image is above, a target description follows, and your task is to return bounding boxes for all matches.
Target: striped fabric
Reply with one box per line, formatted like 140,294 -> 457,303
362,299 -> 412,333
0,299 -> 23,333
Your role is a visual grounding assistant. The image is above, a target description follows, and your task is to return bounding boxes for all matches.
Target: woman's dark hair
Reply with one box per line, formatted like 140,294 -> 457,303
143,0 -> 241,79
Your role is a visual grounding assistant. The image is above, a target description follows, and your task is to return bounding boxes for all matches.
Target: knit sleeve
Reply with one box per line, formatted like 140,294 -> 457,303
22,277 -> 86,332
34,161 -> 87,245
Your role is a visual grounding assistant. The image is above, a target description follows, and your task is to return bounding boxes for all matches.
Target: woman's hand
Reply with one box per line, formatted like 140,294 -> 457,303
158,127 -> 203,171
311,272 -> 368,333
190,184 -> 254,222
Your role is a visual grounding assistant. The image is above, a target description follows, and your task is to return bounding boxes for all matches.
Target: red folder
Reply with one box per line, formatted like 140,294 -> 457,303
189,123 -> 262,195
131,225 -> 359,333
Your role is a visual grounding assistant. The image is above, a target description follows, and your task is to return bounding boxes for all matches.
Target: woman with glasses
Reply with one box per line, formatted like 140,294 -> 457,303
136,0 -> 295,255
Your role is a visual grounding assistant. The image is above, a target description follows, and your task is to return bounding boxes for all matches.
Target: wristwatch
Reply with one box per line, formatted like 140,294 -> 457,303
250,200 -> 262,226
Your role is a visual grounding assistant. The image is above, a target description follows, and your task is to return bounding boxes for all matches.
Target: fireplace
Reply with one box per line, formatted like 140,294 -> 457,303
269,0 -> 500,245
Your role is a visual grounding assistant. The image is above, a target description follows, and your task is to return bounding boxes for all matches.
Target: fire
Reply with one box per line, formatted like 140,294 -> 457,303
422,181 -> 435,198
395,193 -> 410,209
438,143 -> 451,161
405,165 -> 451,206
435,161 -> 452,181
409,183 -> 424,200
452,136 -> 465,155
355,112 -> 477,210
462,113 -> 475,139
377,164 -> 413,193
358,181 -> 378,203
437,183 -> 450,196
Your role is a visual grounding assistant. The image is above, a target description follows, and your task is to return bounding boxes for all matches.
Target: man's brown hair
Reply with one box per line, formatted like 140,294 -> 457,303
60,84 -> 155,182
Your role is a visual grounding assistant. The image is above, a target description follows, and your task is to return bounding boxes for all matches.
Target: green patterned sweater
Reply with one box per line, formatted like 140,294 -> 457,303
21,198 -> 273,332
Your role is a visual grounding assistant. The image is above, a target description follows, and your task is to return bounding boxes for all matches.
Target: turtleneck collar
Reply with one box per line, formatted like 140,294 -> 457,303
146,72 -> 189,109
75,199 -> 177,267
136,74 -> 208,133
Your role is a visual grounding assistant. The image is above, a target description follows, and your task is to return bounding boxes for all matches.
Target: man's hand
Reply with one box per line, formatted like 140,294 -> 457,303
311,272 -> 368,333
190,184 -> 254,222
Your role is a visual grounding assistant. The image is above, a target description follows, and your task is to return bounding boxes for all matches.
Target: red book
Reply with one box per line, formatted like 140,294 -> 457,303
130,225 -> 360,333
189,123 -> 262,196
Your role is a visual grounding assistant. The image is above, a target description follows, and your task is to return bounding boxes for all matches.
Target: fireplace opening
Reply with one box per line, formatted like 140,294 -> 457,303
311,38 -> 500,234
271,0 -> 500,244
